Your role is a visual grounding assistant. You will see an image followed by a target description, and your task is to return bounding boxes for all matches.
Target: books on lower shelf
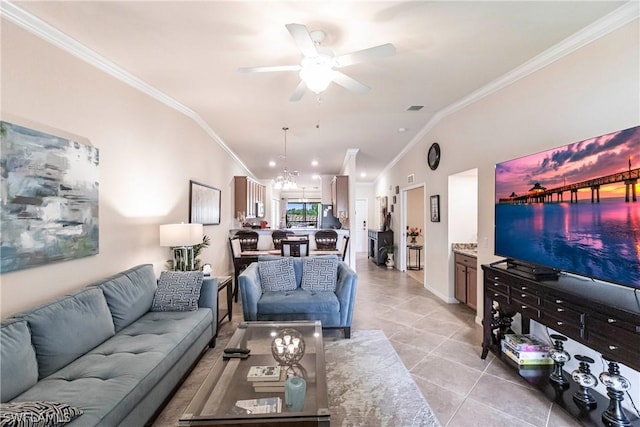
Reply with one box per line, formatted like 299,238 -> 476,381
252,370 -> 287,392
503,333 -> 550,352
247,365 -> 282,382
233,397 -> 282,414
501,339 -> 553,365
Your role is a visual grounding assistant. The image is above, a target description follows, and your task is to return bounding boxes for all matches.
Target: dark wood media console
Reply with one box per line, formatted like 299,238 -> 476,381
482,262 -> 640,426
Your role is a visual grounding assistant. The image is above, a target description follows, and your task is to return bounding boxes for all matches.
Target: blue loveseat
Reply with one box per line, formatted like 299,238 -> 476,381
238,256 -> 357,337
0,264 -> 217,426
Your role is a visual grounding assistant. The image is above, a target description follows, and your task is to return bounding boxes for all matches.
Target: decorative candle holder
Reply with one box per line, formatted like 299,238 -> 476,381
548,334 -> 571,389
271,328 -> 306,373
571,355 -> 598,410
599,358 -> 632,427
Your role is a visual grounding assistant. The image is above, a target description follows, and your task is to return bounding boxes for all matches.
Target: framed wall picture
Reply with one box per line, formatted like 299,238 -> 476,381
189,180 -> 221,225
392,195 -> 397,204
0,120 -> 99,272
430,195 -> 440,222
395,185 -> 400,194
390,204 -> 394,213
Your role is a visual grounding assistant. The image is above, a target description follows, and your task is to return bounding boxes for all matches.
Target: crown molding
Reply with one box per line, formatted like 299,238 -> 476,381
0,0 -> 255,178
377,1 -> 639,182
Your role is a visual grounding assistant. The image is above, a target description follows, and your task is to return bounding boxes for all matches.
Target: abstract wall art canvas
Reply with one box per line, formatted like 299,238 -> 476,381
0,121 -> 99,273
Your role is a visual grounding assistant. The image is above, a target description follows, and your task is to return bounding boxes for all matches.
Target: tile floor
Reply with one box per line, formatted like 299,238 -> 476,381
158,253 -> 583,427
350,253 -> 581,427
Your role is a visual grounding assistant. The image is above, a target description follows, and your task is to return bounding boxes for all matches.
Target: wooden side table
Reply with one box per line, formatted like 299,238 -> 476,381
407,245 -> 423,270
211,275 -> 232,327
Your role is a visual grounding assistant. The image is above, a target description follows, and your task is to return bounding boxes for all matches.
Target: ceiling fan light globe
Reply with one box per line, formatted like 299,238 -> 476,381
299,56 -> 333,94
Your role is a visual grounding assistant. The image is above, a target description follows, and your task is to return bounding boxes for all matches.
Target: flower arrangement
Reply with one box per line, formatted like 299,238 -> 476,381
407,227 -> 422,237
407,227 -> 421,244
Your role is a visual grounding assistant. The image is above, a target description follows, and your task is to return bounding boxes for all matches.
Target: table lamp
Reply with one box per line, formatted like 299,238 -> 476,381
160,223 -> 203,271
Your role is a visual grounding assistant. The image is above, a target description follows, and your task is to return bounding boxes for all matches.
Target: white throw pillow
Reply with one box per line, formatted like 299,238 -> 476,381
258,258 -> 296,291
301,257 -> 338,292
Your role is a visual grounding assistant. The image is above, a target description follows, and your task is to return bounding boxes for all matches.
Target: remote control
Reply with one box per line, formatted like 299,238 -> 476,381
224,347 -> 250,354
223,353 -> 250,360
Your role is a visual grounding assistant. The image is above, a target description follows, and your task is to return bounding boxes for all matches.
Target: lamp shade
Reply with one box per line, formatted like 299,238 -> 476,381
159,223 -> 203,247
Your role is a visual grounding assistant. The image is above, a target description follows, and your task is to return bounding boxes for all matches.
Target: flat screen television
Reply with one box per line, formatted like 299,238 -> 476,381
494,125 -> 640,289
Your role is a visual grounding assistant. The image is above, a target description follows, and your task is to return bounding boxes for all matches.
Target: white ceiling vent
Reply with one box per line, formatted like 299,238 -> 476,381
407,174 -> 415,184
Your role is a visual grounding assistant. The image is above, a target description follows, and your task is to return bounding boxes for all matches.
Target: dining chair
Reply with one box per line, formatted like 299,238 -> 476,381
340,235 -> 350,262
272,230 -> 295,250
281,239 -> 310,257
228,236 -> 248,302
236,230 -> 259,251
315,230 -> 338,250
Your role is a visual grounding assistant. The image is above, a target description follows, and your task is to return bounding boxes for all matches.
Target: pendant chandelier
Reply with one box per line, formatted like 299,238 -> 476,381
273,127 -> 297,190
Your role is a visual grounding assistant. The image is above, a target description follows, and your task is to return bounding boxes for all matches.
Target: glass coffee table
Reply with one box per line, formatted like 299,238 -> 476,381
179,321 -> 330,426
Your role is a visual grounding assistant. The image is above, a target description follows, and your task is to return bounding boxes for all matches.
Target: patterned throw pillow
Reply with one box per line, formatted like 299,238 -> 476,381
0,401 -> 83,427
151,271 -> 203,312
258,258 -> 296,292
301,257 -> 338,291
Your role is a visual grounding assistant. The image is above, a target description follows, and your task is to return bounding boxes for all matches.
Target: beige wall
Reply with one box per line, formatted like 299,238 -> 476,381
375,20 -> 639,303
1,22 -> 247,316
406,187 -> 424,246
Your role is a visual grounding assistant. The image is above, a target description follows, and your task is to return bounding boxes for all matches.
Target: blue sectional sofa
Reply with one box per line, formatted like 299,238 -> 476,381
0,264 -> 217,426
238,256 -> 357,337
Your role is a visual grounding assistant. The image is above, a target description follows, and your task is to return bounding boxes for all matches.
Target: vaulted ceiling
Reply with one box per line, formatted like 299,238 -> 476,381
7,1 -> 630,190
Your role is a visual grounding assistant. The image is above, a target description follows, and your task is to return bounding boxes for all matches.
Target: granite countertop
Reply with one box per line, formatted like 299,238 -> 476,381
452,243 -> 477,258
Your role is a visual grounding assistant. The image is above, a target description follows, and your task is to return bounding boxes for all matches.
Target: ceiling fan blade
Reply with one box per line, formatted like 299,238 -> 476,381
238,65 -> 301,73
285,23 -> 318,57
289,80 -> 307,102
332,71 -> 370,94
334,43 -> 396,67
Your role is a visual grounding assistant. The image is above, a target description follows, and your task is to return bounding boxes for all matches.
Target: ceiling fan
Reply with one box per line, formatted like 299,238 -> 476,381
239,23 -> 396,101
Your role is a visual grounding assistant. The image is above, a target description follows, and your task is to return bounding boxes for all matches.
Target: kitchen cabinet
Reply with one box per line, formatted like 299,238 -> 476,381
234,176 -> 265,218
331,175 -> 349,216
454,252 -> 477,311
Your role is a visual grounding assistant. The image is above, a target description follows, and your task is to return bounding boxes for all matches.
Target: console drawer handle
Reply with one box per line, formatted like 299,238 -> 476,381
493,276 -> 500,281
521,286 -> 527,290
556,321 -> 563,326
521,305 -> 527,309
557,308 -> 564,312
494,293 -> 499,297
521,294 -> 527,298
609,345 -> 617,350
608,318 -> 616,324
556,299 -> 563,304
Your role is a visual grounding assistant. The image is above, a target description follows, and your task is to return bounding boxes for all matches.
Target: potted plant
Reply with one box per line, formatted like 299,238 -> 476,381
379,241 -> 397,269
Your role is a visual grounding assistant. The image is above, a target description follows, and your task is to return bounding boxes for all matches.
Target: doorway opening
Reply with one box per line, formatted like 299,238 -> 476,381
401,184 -> 425,284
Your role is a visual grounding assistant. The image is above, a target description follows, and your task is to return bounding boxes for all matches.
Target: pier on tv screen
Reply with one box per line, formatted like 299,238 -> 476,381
494,125 -> 640,289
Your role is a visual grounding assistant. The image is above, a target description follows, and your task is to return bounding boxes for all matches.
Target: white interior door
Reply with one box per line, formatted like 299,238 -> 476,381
355,199 -> 368,252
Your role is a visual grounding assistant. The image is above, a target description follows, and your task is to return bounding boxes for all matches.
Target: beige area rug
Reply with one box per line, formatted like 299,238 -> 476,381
325,330 -> 440,427
153,329 -> 440,427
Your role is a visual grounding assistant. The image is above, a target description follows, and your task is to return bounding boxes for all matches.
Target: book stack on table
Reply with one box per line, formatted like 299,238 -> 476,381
501,334 -> 553,366
247,365 -> 287,392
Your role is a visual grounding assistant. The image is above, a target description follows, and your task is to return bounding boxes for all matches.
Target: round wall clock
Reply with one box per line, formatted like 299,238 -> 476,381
428,143 -> 441,170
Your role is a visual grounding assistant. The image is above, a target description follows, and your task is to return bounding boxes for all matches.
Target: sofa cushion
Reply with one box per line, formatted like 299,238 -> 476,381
151,271 -> 203,312
301,257 -> 338,292
0,401 -> 83,426
16,288 -> 115,379
258,289 -> 340,314
0,320 -> 38,402
14,309 -> 212,426
258,258 -> 296,291
91,264 -> 157,332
